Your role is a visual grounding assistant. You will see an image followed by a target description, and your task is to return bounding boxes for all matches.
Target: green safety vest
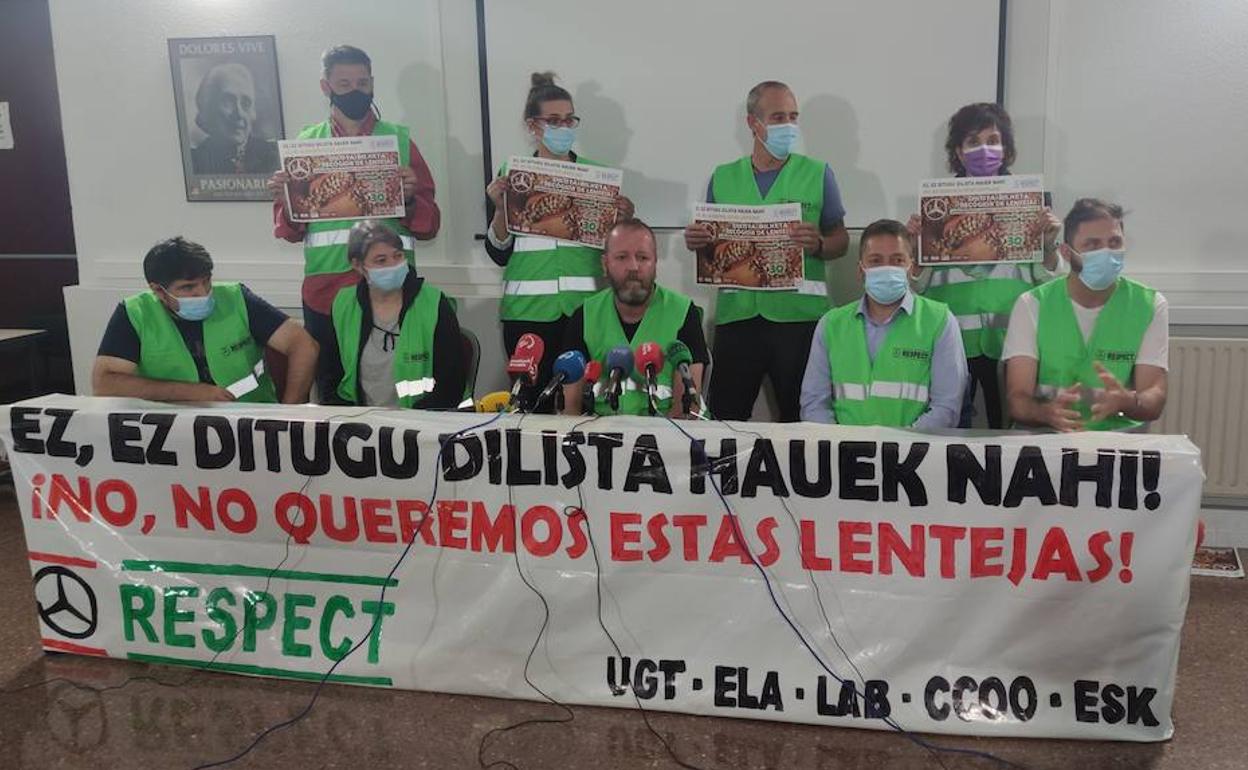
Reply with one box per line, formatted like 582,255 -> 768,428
1032,276 -> 1155,431
331,282 -> 443,408
499,156 -> 604,322
582,285 -> 691,416
923,262 -> 1046,359
299,120 -> 414,277
822,294 -> 949,427
709,153 -> 829,324
122,282 -> 277,403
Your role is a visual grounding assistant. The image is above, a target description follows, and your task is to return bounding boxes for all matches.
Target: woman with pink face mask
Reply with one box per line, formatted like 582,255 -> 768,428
909,103 -> 1061,429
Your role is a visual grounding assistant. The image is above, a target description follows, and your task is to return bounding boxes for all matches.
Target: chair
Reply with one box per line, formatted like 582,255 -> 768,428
459,327 -> 481,404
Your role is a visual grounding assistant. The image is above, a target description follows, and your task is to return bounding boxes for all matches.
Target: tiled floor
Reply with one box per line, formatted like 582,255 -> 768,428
0,484 -> 1244,769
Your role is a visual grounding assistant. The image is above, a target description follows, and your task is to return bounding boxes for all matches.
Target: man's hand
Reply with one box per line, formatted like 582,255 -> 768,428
615,195 -> 636,221
1042,385 -> 1084,432
1090,362 -> 1134,422
684,222 -> 715,251
1037,207 -> 1062,253
905,213 -> 922,240
267,171 -> 291,203
399,165 -> 418,204
193,384 -> 237,403
789,221 -> 822,254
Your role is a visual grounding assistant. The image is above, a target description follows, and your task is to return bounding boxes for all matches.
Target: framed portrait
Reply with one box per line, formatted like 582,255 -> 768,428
168,35 -> 284,202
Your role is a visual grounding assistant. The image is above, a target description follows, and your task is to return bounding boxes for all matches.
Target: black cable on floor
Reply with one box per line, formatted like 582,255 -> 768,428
191,409 -> 507,770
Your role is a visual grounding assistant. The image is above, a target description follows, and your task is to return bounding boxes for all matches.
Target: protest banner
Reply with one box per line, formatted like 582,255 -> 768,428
1,396 -> 1202,740
918,175 -> 1046,266
694,203 -> 802,289
504,156 -> 623,248
279,135 -> 405,222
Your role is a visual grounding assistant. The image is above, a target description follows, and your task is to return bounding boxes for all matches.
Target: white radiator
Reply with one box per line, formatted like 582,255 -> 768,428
1150,338 -> 1248,500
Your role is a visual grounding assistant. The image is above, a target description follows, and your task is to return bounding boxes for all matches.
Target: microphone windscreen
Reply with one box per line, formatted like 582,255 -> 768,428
583,360 -> 603,383
507,333 -> 546,376
477,391 -> 512,412
635,341 -> 664,374
552,350 -> 587,384
606,345 -> 635,376
666,340 -> 693,368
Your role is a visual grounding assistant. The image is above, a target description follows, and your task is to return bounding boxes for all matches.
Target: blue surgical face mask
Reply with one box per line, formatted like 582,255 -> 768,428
366,260 -> 409,292
1076,248 -> 1125,291
864,266 -> 910,305
541,125 -> 577,155
172,292 -> 215,322
762,123 -> 800,160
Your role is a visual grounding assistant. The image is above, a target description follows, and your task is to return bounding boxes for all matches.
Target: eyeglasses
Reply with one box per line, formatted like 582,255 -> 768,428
535,115 -> 581,128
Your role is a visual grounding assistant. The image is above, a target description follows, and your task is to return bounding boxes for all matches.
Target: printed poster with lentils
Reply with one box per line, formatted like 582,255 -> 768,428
504,156 -> 623,248
693,202 -> 802,289
918,174 -> 1046,266
278,135 -> 405,222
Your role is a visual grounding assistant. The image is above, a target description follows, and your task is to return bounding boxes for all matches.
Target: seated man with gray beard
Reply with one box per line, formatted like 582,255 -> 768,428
561,219 -> 708,417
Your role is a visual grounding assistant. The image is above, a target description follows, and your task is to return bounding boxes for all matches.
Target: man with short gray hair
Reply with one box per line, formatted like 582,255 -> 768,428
683,80 -> 850,422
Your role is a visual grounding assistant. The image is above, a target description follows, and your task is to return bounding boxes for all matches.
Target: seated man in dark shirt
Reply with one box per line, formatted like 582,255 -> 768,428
93,237 -> 318,403
562,218 -> 709,417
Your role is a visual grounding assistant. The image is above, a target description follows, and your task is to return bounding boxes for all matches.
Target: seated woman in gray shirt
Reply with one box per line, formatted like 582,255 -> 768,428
327,220 -> 466,409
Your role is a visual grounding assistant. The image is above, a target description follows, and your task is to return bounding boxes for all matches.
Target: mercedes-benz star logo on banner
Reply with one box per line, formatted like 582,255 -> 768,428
34,566 -> 98,639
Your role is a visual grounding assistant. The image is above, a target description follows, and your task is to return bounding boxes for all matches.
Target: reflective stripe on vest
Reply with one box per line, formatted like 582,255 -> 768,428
955,313 -> 1010,331
594,380 -> 675,401
721,279 -> 827,297
305,229 -> 417,251
503,276 -> 599,296
834,380 -> 931,403
709,153 -> 829,324
396,377 -> 436,399
225,358 -> 268,399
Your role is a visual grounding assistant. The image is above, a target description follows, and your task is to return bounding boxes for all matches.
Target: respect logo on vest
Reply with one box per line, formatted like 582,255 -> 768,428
1096,349 -> 1137,365
221,337 -> 252,357
892,348 -> 932,362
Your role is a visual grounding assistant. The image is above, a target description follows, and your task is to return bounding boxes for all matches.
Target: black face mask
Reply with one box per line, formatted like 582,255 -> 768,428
331,89 -> 374,121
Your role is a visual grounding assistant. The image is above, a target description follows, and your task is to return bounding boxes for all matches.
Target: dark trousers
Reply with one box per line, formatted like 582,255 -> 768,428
503,318 -> 569,414
302,303 -> 342,404
709,317 -> 816,422
959,355 -> 1005,429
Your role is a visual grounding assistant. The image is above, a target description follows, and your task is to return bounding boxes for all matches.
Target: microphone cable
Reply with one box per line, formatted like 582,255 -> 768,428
664,416 -> 1026,770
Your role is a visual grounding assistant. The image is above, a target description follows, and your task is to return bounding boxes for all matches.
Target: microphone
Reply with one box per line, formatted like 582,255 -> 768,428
667,340 -> 703,416
476,391 -> 512,413
604,345 -> 634,413
536,350 -> 587,409
506,333 -> 546,410
635,342 -> 665,416
582,360 -> 602,415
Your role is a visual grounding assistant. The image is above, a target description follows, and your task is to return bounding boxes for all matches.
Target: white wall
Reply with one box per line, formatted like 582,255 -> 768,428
56,0 -> 1248,399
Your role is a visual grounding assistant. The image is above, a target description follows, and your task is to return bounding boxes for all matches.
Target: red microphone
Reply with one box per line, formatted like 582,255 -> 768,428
507,333 -> 546,409
581,360 -> 602,415
635,342 -> 665,415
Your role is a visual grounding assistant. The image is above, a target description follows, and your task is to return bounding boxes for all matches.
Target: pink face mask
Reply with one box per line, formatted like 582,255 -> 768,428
961,143 -> 1005,176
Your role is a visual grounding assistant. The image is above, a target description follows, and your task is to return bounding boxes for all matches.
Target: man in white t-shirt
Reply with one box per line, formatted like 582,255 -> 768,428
1003,198 -> 1168,432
